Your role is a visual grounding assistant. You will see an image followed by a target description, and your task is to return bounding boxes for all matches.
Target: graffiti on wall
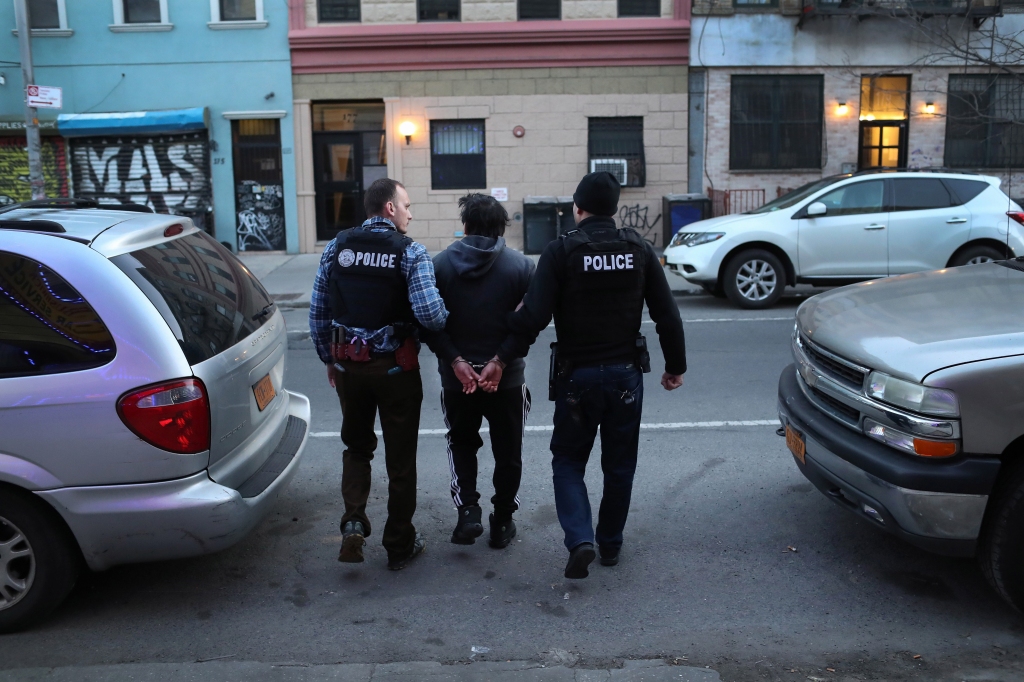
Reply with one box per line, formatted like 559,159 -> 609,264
69,133 -> 213,232
236,181 -> 285,251
0,137 -> 69,205
618,204 -> 662,246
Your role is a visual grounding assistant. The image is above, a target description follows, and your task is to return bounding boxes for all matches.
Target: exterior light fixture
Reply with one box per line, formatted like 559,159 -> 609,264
924,102 -> 936,114
399,121 -> 416,145
836,101 -> 849,116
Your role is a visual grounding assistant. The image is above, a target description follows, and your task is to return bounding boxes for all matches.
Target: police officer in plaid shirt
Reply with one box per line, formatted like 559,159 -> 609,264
309,178 -> 448,570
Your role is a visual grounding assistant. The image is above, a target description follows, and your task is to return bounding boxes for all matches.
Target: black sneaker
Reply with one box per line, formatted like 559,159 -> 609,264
387,533 -> 426,571
488,513 -> 517,549
599,546 -> 620,566
338,521 -> 366,563
564,542 -> 596,579
451,505 -> 484,545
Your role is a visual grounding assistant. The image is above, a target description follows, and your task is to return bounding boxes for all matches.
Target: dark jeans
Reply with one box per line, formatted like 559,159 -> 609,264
440,385 -> 531,519
335,357 -> 423,560
550,363 -> 643,551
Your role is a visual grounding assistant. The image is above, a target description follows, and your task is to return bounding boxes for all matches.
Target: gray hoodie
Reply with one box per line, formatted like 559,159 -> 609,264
424,235 -> 535,391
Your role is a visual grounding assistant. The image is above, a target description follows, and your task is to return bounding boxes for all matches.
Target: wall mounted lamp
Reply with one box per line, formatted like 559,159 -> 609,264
924,102 -> 936,115
399,121 -> 416,145
836,101 -> 849,116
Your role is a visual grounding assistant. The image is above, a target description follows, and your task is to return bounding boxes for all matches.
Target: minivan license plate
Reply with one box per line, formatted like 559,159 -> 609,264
786,425 -> 806,464
253,374 -> 276,412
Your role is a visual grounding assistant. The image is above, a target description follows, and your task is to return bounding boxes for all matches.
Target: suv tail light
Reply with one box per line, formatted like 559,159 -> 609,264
117,378 -> 210,454
1008,211 -> 1024,226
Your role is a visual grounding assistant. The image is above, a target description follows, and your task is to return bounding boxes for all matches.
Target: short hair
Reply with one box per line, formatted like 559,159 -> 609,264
458,193 -> 509,238
364,178 -> 405,217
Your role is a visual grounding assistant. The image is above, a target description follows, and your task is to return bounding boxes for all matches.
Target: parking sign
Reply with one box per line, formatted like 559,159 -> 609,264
26,85 -> 62,109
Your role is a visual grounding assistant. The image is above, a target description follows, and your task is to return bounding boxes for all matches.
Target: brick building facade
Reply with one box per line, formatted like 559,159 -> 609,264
289,0 -> 691,254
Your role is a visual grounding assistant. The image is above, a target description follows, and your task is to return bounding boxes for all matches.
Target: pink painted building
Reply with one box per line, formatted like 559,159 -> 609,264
288,0 -> 691,253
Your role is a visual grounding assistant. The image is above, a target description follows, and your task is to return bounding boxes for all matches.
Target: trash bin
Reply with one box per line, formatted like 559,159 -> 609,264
662,194 -> 711,247
523,196 -> 575,255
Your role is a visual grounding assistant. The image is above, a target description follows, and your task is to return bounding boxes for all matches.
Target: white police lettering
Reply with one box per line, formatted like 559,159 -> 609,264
353,252 -> 398,268
582,253 -> 634,272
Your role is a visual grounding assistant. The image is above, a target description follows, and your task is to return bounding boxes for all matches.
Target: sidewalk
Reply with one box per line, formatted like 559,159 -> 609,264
0,660 -> 720,682
236,251 -> 701,311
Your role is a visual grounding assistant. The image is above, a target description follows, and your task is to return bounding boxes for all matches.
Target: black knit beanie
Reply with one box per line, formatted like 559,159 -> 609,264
572,171 -> 620,217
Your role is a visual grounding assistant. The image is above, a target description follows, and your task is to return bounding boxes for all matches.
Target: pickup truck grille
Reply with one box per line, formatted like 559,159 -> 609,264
810,386 -> 861,424
802,337 -> 867,390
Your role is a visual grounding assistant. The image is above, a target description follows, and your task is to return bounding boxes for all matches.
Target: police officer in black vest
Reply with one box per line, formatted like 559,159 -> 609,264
309,178 -> 449,570
491,172 -> 686,579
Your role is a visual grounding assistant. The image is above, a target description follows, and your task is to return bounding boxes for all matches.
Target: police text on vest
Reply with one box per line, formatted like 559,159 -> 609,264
356,252 -> 397,268
583,254 -> 634,271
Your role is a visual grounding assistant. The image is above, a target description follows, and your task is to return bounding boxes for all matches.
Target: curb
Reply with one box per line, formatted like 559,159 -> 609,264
0,659 -> 720,682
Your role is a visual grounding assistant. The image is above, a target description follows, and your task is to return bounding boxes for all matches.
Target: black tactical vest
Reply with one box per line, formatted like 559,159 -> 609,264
555,226 -> 647,352
329,227 -> 414,330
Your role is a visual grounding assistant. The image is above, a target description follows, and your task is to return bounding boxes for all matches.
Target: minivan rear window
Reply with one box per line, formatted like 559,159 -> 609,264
111,232 -> 275,365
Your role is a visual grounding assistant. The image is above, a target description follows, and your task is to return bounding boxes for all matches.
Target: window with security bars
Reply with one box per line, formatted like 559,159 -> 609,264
319,0 -> 360,22
730,75 -> 823,170
419,0 -> 459,20
618,0 -> 659,16
431,120 -> 486,190
945,74 -> 1024,169
588,117 -> 645,187
519,0 -> 559,19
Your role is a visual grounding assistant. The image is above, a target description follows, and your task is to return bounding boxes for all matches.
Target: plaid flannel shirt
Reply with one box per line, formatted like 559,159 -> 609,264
309,217 -> 448,364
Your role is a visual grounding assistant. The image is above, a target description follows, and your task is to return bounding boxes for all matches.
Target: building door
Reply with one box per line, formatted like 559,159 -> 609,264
311,102 -> 388,242
232,119 -> 286,252
314,133 -> 364,240
858,75 -> 910,170
859,121 -> 907,169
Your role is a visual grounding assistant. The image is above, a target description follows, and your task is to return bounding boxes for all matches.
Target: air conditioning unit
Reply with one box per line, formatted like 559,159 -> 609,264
589,158 -> 628,186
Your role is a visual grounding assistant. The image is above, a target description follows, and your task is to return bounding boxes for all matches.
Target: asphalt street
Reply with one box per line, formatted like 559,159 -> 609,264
2,289 -> 1024,681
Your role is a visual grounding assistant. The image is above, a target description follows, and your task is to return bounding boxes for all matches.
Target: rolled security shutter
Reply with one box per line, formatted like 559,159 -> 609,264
0,136 -> 69,205
69,131 -> 214,234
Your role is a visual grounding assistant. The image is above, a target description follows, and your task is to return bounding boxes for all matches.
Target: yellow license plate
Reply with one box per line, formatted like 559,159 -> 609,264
253,374 -> 276,412
786,425 -> 806,464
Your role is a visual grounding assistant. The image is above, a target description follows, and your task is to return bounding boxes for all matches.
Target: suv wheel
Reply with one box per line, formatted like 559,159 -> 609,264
951,245 -> 1005,267
722,249 -> 786,310
0,488 -> 80,633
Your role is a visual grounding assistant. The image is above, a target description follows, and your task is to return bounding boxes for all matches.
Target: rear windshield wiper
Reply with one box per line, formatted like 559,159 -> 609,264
252,303 -> 276,322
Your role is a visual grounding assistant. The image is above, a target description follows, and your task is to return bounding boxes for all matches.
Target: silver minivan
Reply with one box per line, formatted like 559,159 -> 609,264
0,201 -> 309,631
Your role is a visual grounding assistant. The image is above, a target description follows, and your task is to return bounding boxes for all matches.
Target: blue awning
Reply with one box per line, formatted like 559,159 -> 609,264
57,107 -> 208,137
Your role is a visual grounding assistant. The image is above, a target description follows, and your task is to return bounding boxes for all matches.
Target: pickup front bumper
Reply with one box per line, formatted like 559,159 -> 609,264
778,365 -> 999,557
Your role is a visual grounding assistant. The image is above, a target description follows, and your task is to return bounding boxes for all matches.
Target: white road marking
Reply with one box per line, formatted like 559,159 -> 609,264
309,419 -> 778,438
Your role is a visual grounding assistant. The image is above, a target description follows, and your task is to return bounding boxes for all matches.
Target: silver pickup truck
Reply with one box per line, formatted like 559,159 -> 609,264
778,258 -> 1024,611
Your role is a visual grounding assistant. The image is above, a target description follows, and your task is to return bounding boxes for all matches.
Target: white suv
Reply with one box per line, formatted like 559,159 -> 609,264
664,171 -> 1024,309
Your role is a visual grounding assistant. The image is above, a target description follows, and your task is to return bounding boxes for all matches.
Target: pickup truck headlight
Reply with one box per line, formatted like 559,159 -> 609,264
867,371 -> 960,417
670,231 -> 725,248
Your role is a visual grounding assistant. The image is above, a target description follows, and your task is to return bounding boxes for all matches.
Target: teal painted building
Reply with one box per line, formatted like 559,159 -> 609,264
0,0 -> 299,253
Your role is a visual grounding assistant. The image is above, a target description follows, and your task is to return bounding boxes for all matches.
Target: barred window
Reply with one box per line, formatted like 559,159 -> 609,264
945,74 -> 1024,169
419,0 -> 459,19
618,0 -> 659,16
319,0 -> 360,22
519,0 -> 559,19
730,75 -> 823,170
588,117 -> 645,188
430,120 -> 486,190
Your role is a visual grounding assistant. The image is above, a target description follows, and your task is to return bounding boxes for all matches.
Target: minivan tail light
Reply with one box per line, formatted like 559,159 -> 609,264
1008,211 -> 1024,226
117,378 -> 210,454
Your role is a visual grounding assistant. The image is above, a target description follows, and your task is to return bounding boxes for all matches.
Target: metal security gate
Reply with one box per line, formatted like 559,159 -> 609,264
68,131 -> 214,233
232,119 -> 286,251
0,136 -> 68,205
